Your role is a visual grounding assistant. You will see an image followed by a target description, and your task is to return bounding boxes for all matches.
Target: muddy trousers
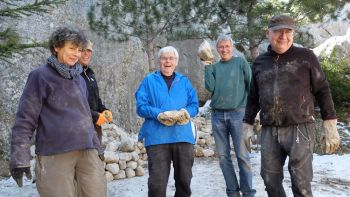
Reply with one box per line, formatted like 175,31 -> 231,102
260,123 -> 315,197
35,149 -> 107,197
146,143 -> 194,197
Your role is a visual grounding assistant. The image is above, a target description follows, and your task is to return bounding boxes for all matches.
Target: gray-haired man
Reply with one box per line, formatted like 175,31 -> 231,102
200,35 -> 256,197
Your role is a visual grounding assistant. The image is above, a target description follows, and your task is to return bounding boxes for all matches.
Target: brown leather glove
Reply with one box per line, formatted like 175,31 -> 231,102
96,113 -> 108,126
321,119 -> 340,154
103,110 -> 113,122
197,40 -> 214,64
11,167 -> 32,187
176,109 -> 190,125
157,111 -> 178,126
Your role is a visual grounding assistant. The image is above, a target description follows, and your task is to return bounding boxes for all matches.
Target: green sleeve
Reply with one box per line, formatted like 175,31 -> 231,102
204,64 -> 215,92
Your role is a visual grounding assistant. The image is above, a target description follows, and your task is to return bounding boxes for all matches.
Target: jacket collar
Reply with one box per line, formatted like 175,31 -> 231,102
267,44 -> 294,57
155,70 -> 181,79
83,66 -> 94,74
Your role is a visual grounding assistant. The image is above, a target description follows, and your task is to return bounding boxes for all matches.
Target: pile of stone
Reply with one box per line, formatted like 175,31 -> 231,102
101,124 -> 146,182
191,103 -> 217,158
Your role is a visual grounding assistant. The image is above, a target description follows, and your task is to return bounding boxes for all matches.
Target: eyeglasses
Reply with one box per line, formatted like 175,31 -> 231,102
217,45 -> 232,50
160,57 -> 177,61
273,29 -> 294,36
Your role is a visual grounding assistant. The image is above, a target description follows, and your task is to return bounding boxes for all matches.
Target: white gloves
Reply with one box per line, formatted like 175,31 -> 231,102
255,111 -> 262,133
321,119 -> 340,154
157,110 -> 178,126
197,40 -> 214,65
177,109 -> 191,125
157,109 -> 190,126
243,123 -> 256,153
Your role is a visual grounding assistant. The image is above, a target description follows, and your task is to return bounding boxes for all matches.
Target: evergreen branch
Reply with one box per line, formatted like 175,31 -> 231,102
0,41 -> 47,62
0,0 -> 66,18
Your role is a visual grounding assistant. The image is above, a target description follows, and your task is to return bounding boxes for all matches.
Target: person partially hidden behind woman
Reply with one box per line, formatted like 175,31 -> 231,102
79,40 -> 113,146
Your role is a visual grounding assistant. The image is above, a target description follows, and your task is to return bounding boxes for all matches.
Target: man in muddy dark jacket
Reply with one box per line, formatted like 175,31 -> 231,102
243,15 -> 340,197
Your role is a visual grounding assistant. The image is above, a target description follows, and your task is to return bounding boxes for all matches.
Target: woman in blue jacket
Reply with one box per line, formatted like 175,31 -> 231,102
135,46 -> 199,197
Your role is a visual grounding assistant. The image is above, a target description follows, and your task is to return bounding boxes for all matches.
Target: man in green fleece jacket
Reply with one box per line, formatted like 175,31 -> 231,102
203,34 -> 255,197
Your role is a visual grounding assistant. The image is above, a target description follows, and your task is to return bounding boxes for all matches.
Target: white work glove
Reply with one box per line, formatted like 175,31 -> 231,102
157,111 -> 178,126
176,109 -> 190,125
243,123 -> 255,153
254,111 -> 262,133
197,40 -> 214,65
320,119 -> 340,154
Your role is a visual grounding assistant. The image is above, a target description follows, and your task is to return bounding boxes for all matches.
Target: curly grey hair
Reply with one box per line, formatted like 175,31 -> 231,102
48,26 -> 87,55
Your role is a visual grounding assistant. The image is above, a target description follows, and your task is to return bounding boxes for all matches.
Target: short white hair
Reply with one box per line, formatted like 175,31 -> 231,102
216,34 -> 234,48
158,46 -> 179,65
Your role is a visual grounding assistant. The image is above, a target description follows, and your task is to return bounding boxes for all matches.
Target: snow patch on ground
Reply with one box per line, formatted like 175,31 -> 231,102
1,153 -> 349,197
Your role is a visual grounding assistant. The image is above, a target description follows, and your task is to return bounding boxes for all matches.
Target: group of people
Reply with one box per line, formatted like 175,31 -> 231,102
10,14 -> 340,197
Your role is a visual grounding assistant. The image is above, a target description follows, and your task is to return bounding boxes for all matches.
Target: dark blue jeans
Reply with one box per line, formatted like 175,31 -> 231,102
211,109 -> 255,197
146,143 -> 194,197
261,123 -> 315,197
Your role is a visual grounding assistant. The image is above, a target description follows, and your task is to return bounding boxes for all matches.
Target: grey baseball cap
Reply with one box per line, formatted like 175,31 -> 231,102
268,15 -> 295,30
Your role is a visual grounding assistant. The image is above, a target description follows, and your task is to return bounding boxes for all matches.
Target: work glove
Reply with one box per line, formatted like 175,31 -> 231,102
96,113 -> 108,126
254,111 -> 262,133
157,111 -> 178,126
320,119 -> 340,154
11,167 -> 32,187
197,40 -> 214,65
243,123 -> 255,153
102,110 -> 113,123
176,109 -> 190,125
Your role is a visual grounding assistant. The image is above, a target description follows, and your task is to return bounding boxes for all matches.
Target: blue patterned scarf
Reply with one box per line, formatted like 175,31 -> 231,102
47,55 -> 83,79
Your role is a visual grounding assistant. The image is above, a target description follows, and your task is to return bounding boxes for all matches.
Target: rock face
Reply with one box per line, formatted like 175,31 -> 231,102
0,0 -> 148,176
313,28 -> 350,65
302,3 -> 350,46
169,39 -> 211,104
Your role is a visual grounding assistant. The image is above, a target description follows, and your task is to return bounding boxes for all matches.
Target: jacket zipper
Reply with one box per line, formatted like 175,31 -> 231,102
273,55 -> 281,124
84,69 -> 91,82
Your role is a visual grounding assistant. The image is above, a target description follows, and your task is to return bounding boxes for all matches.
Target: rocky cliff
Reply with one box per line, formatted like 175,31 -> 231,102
0,0 -> 149,176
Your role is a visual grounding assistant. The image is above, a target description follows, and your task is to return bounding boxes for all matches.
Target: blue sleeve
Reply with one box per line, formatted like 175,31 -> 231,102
135,77 -> 163,119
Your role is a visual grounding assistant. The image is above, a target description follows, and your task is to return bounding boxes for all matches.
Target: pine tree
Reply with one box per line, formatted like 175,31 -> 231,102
88,0 -> 348,64
0,0 -> 66,61
215,0 -> 348,59
88,0 -> 215,70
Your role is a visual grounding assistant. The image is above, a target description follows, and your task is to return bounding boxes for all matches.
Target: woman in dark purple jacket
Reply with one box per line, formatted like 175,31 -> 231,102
10,26 -> 106,197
